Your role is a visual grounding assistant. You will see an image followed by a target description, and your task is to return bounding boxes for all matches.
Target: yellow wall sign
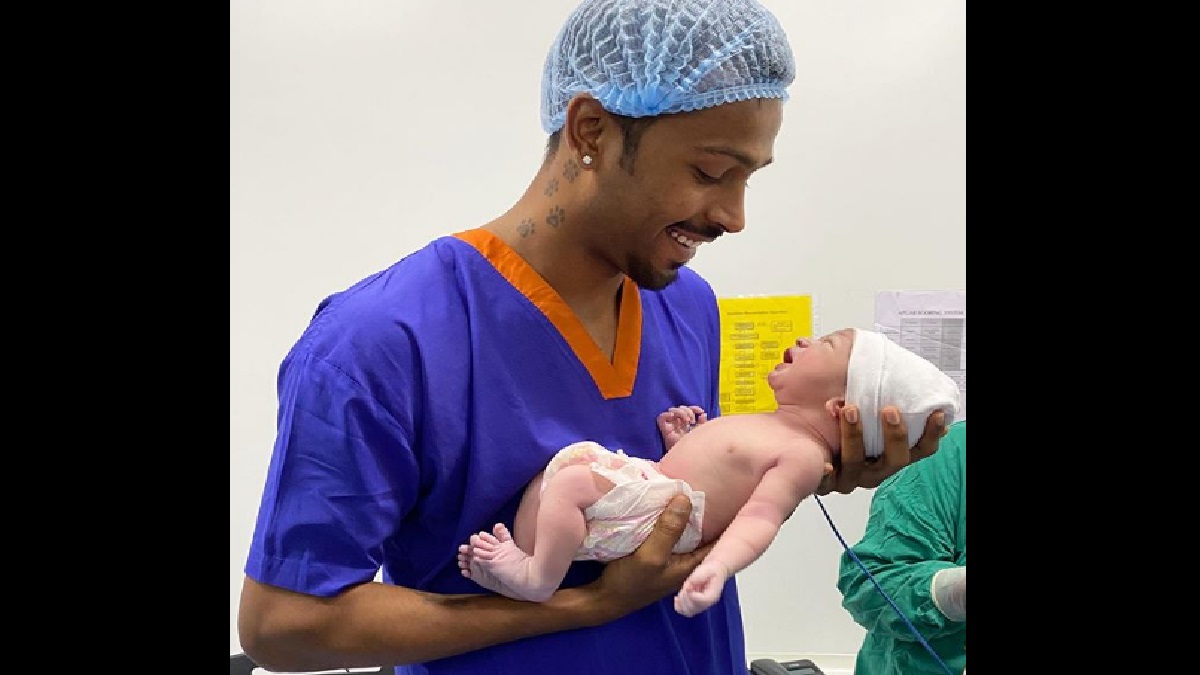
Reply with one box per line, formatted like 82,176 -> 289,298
717,295 -> 813,415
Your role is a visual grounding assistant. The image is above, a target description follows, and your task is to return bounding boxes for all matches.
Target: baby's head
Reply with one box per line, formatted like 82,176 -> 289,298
767,328 -> 856,413
845,329 -> 961,459
768,328 -> 961,459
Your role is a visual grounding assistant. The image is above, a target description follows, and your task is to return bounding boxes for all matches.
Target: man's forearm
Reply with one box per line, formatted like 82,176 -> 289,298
240,578 -> 612,672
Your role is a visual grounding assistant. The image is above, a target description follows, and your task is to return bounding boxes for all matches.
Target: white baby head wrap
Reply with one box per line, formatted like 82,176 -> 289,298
845,329 -> 962,459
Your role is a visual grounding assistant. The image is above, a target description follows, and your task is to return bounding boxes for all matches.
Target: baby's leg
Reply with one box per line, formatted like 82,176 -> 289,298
469,464 -> 611,602
458,475 -> 543,598
511,471 -> 545,553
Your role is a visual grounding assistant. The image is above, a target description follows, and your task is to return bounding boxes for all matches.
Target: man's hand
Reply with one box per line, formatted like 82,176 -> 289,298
584,494 -> 712,622
817,405 -> 946,495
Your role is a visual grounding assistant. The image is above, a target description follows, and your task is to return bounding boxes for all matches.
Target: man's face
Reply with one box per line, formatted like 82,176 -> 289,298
585,98 -> 783,290
767,328 -> 855,407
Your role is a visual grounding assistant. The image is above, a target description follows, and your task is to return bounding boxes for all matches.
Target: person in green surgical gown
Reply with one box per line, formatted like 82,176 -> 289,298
836,420 -> 966,675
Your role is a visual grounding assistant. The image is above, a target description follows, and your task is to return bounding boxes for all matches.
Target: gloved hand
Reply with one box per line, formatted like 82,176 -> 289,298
931,566 -> 966,621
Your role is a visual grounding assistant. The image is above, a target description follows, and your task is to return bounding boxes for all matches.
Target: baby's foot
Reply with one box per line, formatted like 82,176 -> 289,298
457,524 -> 530,600
466,523 -> 548,602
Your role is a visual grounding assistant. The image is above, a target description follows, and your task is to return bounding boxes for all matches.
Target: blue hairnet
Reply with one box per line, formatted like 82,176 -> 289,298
541,0 -> 796,134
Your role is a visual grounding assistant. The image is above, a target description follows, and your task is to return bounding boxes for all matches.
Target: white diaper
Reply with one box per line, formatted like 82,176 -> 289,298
541,440 -> 706,562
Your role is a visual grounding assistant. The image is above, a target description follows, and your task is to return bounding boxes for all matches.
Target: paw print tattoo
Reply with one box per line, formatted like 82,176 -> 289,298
544,178 -> 559,196
518,217 -> 535,237
563,159 -> 580,182
546,206 -> 564,228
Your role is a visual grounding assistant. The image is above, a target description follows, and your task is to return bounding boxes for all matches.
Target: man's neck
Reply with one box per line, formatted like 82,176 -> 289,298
483,164 -> 625,312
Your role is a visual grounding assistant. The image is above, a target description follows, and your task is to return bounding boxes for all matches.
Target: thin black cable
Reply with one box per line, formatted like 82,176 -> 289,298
813,494 -> 954,675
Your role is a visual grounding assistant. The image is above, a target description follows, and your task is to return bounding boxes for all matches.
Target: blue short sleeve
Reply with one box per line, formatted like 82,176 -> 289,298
245,347 -> 421,597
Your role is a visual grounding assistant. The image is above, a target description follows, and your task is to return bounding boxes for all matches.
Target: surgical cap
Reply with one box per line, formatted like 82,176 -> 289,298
541,0 -> 796,134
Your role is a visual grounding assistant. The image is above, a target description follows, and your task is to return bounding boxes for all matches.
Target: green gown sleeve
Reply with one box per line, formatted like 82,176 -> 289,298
836,421 -> 967,649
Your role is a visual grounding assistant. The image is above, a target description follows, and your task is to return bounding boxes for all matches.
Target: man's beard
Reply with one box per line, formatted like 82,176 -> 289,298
626,254 -> 682,291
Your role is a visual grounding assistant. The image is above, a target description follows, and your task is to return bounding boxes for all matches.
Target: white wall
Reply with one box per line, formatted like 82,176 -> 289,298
230,0 -> 965,660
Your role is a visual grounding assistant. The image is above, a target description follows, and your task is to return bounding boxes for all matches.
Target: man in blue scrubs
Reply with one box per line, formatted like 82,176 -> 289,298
237,1 -> 949,673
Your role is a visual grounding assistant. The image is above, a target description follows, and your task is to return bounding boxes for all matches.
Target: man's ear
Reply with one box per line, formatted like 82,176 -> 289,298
563,93 -> 610,164
825,397 -> 846,418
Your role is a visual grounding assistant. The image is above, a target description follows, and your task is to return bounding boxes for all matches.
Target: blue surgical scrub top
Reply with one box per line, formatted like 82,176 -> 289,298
245,229 -> 745,674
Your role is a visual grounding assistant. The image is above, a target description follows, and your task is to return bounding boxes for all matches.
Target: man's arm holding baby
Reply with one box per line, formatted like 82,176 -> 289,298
673,446 -> 827,617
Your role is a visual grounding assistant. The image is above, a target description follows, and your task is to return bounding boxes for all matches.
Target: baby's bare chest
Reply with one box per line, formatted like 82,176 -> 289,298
661,418 -> 791,488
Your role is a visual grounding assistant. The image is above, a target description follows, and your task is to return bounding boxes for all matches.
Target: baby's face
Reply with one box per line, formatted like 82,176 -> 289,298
767,328 -> 855,406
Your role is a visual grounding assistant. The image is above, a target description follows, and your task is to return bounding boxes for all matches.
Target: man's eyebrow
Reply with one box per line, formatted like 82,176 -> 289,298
697,145 -> 773,170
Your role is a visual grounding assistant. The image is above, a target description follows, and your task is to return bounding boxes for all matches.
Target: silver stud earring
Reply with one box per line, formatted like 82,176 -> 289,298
581,155 -> 593,166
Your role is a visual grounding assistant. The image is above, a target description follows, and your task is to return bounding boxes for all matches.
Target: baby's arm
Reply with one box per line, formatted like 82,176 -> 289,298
674,446 -> 827,617
657,405 -> 708,450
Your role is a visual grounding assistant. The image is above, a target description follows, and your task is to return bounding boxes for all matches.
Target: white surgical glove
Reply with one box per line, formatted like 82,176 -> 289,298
931,566 -> 966,621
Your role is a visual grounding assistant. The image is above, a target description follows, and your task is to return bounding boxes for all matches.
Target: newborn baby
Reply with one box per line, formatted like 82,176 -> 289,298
458,327 -> 960,617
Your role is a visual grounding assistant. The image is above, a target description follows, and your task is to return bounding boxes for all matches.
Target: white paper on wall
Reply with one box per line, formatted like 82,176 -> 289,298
874,290 -> 966,422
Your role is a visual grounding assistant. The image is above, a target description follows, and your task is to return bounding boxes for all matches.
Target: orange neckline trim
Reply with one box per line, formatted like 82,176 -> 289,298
453,229 -> 641,399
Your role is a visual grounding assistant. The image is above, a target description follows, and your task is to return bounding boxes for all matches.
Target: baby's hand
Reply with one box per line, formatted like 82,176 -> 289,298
673,561 -> 730,617
657,405 -> 707,450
